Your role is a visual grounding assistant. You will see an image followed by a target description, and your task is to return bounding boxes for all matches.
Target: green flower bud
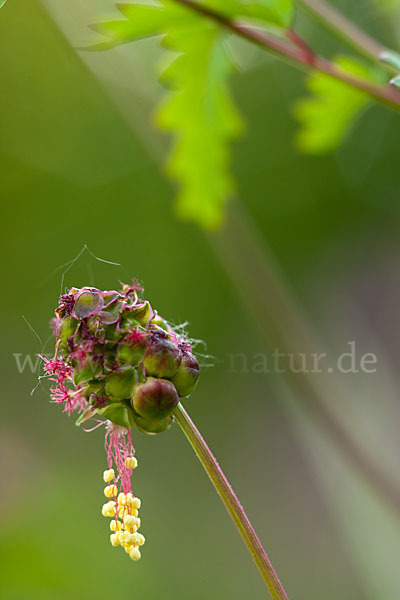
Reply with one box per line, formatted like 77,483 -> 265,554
104,368 -> 136,401
143,334 -> 181,378
121,302 -> 153,330
72,289 -> 104,320
82,379 -> 104,398
97,299 -> 123,325
134,413 -> 173,435
97,402 -> 135,428
85,317 -> 105,338
170,352 -> 200,397
150,314 -> 169,332
102,291 -> 120,306
131,377 -> 179,421
57,316 -> 79,345
86,301 -> 123,339
73,361 -> 102,385
132,301 -> 153,326
119,315 -> 142,331
103,323 -> 120,341
117,340 -> 146,367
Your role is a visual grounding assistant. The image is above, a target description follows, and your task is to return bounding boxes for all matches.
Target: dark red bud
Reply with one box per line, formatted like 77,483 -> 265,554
104,368 -> 136,401
171,352 -> 200,397
143,334 -> 181,378
131,377 -> 179,420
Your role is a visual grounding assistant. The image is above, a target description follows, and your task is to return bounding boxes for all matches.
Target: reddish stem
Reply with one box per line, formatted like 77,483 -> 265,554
286,29 -> 315,65
172,0 -> 400,110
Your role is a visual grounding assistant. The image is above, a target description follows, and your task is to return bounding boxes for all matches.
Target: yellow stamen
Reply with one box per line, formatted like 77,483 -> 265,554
104,485 -> 118,498
118,493 -> 127,505
118,506 -> 127,519
101,501 -> 116,517
125,456 -> 138,469
103,469 -> 115,483
110,533 -> 120,547
132,497 -> 141,510
110,520 -> 122,532
119,531 -> 131,545
123,515 -> 136,529
129,533 -> 139,545
129,547 -> 141,561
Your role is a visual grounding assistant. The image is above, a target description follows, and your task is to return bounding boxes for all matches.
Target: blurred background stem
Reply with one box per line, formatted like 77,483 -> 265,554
174,402 -> 289,600
209,202 -> 400,516
297,0 -> 393,69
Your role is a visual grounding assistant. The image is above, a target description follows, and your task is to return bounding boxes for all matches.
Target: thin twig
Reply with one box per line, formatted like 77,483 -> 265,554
172,0 -> 400,109
286,28 -> 316,64
174,402 -> 290,600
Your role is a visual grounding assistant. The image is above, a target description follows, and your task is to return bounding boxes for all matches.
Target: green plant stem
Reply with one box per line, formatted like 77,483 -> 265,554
174,402 -> 289,600
172,0 -> 400,109
297,0 -> 394,69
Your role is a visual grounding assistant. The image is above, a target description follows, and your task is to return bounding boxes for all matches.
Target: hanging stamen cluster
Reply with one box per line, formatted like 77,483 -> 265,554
101,422 -> 144,560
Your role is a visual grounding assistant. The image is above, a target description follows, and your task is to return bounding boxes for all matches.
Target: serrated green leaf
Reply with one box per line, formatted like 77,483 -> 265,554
293,57 -> 380,154
243,0 -> 294,26
201,0 -> 294,27
89,0 -> 293,50
156,24 -> 243,228
89,2 -> 247,228
88,2 -> 192,49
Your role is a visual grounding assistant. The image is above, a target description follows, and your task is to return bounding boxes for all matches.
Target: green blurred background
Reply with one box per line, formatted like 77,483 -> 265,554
2,1 -> 400,599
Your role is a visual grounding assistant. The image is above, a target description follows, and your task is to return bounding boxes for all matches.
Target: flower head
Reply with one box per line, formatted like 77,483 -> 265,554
43,281 -> 200,561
